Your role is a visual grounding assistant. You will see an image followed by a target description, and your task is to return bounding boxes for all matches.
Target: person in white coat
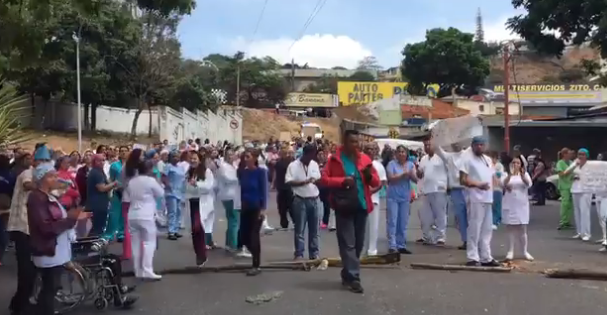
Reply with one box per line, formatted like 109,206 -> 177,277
127,160 -> 165,280
185,152 -> 215,267
501,156 -> 534,261
564,148 -> 592,241
217,149 -> 243,254
459,136 -> 500,267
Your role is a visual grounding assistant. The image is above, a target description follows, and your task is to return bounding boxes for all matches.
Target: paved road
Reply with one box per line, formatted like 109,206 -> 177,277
2,195 -> 607,315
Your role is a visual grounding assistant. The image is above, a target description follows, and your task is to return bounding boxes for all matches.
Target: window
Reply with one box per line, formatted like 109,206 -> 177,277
496,108 -> 504,114
478,104 -> 485,112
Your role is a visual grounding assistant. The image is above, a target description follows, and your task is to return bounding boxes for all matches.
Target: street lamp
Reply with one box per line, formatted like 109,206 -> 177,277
72,32 -> 82,153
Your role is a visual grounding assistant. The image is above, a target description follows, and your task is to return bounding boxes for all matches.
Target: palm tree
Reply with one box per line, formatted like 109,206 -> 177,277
0,79 -> 32,145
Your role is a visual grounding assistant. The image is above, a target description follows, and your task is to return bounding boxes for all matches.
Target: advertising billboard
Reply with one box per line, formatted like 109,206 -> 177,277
491,84 -> 603,104
284,93 -> 338,107
337,82 -> 440,106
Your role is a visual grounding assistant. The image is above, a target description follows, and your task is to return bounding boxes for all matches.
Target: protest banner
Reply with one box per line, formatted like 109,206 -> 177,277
430,115 -> 483,147
580,161 -> 607,193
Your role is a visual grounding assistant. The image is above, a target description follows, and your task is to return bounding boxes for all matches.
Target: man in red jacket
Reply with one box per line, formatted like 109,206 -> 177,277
319,129 -> 379,294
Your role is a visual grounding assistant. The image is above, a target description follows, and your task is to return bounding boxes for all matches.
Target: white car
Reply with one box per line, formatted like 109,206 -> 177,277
546,174 -> 596,202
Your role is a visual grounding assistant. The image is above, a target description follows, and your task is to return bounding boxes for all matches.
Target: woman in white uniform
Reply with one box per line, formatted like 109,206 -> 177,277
185,152 -> 214,265
501,156 -> 533,261
564,148 -> 592,241
127,160 -> 164,280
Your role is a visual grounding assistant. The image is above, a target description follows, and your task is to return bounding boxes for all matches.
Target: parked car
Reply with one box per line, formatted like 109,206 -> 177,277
546,173 -> 596,203
546,174 -> 560,200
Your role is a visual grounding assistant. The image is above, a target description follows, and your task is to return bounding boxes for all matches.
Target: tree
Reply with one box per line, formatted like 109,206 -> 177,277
506,0 -> 605,58
346,70 -> 376,82
0,79 -> 34,144
303,74 -> 340,94
356,56 -> 382,72
475,8 -> 484,43
400,27 -> 490,97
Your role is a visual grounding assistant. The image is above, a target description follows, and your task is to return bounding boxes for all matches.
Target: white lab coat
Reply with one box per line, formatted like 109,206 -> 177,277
501,172 -> 533,225
216,160 -> 241,209
185,169 -> 215,233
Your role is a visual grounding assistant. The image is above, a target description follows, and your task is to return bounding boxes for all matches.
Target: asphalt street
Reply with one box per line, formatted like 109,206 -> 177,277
2,194 -> 607,315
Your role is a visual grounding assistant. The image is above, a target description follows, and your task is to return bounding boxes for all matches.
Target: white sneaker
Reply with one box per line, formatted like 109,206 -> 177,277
595,238 -> 605,244
492,225 -> 498,231
367,250 -> 377,256
237,249 -> 252,258
582,236 -> 591,242
572,234 -> 581,239
505,251 -> 514,261
143,274 -> 162,281
524,252 -> 534,261
599,247 -> 607,252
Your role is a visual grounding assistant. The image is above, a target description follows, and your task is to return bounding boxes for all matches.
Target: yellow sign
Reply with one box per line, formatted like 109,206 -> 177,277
284,93 -> 338,107
337,82 -> 439,106
493,84 -> 601,92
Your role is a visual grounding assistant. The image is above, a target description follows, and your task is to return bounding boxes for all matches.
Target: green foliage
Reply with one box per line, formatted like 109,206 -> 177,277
401,27 -> 490,97
0,80 -> 34,145
507,0 -> 605,57
347,71 -> 376,82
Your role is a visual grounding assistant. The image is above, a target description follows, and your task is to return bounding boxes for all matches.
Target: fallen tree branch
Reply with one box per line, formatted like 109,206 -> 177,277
122,264 -> 311,277
544,268 -> 607,281
410,263 -> 513,273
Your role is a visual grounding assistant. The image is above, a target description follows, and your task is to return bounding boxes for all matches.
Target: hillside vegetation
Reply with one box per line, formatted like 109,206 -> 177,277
486,46 -> 600,85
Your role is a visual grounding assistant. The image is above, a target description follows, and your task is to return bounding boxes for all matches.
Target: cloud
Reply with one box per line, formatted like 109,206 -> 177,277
484,16 -> 520,42
230,34 -> 373,69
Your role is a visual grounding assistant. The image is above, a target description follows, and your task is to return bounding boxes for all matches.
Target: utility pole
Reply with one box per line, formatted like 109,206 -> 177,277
236,64 -> 240,107
291,58 -> 295,92
503,44 -> 510,154
72,32 -> 82,153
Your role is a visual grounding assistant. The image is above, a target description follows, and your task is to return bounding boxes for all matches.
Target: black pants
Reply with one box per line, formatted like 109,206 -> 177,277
37,266 -> 63,315
319,189 -> 331,225
534,180 -> 546,205
90,209 -> 109,237
239,205 -> 262,268
335,209 -> 368,283
9,231 -> 36,315
276,189 -> 293,229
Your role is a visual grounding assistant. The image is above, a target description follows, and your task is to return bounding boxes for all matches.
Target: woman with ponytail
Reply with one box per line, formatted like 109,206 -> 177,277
185,152 -> 214,267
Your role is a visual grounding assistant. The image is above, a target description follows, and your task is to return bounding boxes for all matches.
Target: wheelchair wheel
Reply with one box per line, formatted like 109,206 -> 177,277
31,262 -> 88,314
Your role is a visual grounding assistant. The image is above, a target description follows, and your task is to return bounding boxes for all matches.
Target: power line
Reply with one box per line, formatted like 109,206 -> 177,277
288,0 -> 328,52
251,0 -> 270,41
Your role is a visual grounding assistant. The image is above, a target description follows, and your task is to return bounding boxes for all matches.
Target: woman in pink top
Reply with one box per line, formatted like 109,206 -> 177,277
55,156 -> 80,209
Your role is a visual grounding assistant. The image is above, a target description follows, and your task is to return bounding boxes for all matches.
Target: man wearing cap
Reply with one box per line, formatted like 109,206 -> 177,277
458,136 -> 500,267
285,144 -> 322,260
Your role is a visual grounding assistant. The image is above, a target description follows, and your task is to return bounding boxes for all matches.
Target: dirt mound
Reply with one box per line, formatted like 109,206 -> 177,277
332,105 -> 377,123
489,46 -> 600,84
241,108 -> 339,142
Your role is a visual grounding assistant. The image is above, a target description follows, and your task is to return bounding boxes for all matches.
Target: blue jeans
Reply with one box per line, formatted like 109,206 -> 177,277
166,196 -> 183,234
492,191 -> 503,226
450,188 -> 468,243
386,198 -> 410,250
292,196 -> 320,259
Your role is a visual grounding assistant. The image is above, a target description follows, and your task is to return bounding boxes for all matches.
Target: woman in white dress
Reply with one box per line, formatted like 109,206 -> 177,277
501,156 -> 534,261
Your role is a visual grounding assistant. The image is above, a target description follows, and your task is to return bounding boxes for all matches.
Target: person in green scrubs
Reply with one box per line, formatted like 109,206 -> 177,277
556,148 -> 574,229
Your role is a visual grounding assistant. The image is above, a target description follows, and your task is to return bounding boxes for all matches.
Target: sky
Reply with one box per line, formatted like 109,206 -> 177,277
177,0 -> 526,69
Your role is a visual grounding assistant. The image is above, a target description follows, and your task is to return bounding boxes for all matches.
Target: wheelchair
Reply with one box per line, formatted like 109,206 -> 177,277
31,237 -> 125,313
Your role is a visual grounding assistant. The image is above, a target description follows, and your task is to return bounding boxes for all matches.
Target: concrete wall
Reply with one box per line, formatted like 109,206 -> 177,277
521,106 -> 568,117
456,100 -> 520,116
22,99 -> 243,145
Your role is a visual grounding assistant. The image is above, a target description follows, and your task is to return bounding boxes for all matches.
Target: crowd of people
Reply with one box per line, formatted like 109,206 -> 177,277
0,129 -> 606,314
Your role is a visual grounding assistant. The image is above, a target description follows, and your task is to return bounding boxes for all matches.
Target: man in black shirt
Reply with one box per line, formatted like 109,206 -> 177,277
273,147 -> 295,229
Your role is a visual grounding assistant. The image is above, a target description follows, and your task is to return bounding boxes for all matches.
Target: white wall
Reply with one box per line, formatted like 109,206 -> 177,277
24,99 -> 243,145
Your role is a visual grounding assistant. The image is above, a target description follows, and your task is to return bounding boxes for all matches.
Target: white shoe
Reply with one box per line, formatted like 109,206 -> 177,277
492,225 -> 498,231
524,252 -> 534,261
142,274 -> 162,281
572,234 -> 581,239
599,247 -> 607,252
505,251 -> 514,261
595,238 -> 605,244
582,236 -> 591,242
367,250 -> 377,256
237,249 -> 252,258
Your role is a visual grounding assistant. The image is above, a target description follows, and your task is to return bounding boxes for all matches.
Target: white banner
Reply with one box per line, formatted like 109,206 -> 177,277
580,161 -> 607,193
430,115 -> 484,147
